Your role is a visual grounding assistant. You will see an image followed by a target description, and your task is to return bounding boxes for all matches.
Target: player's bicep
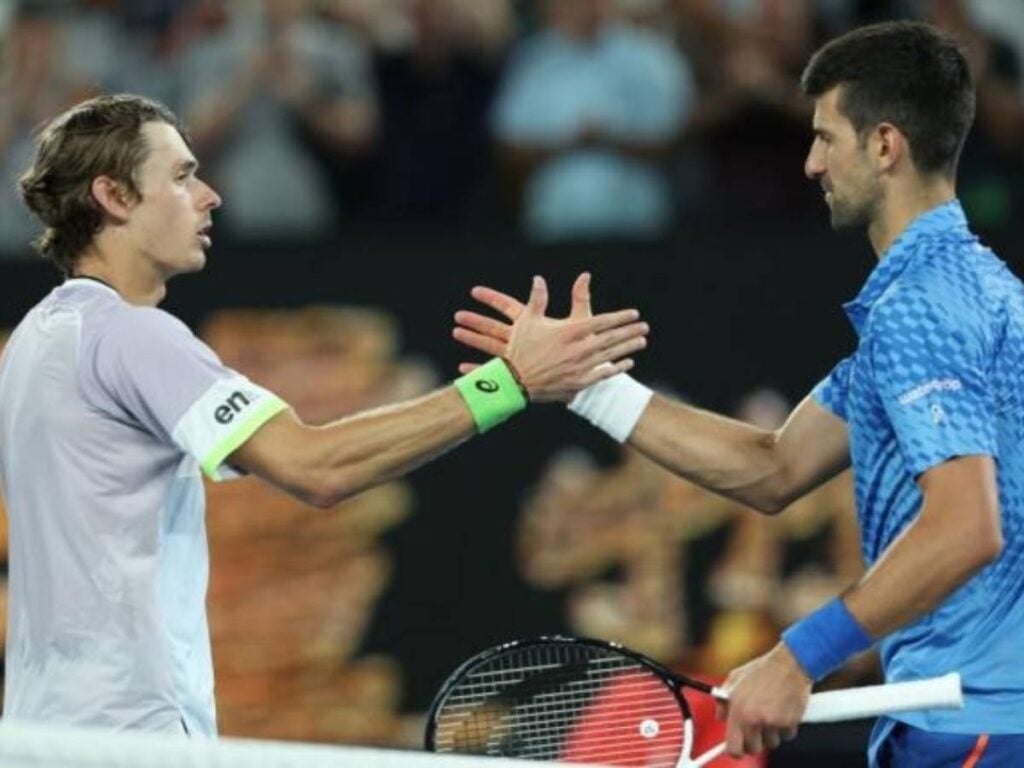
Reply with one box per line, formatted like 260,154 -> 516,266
227,409 -> 326,506
774,395 -> 851,505
916,455 -> 1002,558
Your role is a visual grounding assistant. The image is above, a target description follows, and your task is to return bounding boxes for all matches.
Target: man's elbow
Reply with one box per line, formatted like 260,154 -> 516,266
950,519 -> 1004,576
752,495 -> 788,516
972,526 -> 1004,568
749,439 -> 796,515
301,485 -> 342,510
287,468 -> 359,510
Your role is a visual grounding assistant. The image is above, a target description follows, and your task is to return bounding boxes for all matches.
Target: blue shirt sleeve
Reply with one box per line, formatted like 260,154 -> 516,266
867,281 -> 998,476
812,357 -> 853,422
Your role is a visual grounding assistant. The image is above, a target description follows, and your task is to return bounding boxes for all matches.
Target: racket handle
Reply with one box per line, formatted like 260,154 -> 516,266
690,674 -> 962,767
802,672 -> 962,723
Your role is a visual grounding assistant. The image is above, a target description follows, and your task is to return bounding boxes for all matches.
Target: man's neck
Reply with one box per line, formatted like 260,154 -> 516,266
868,178 -> 957,259
72,243 -> 167,307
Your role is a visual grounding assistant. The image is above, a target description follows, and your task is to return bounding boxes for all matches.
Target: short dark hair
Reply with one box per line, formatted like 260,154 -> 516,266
801,21 -> 975,179
18,94 -> 190,276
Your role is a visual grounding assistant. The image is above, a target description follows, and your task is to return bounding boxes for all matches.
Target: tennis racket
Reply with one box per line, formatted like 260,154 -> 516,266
424,636 -> 962,767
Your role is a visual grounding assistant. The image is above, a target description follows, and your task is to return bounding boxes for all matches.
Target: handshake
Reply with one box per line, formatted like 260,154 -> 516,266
452,272 -> 647,401
452,272 -> 655,441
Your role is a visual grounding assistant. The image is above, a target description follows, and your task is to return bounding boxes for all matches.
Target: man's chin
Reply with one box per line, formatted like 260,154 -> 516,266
184,250 -> 208,273
829,206 -> 867,232
167,252 -> 207,278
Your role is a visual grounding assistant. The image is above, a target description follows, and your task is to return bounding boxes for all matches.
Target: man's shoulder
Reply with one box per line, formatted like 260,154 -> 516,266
864,250 -> 1010,353
887,241 -> 994,306
910,239 -> 1018,315
84,301 -> 196,362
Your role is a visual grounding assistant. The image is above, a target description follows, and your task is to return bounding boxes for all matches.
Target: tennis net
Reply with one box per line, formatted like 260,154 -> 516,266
0,720 -> 601,768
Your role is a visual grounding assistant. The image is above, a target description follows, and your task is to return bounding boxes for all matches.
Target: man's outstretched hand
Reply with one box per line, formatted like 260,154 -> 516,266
453,273 -> 647,402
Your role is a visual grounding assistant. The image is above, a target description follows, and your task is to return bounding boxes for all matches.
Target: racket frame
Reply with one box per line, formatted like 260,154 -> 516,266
424,635 -> 712,763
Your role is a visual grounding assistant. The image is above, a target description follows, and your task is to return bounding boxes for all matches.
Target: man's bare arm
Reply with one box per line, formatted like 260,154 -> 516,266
720,453 -> 1002,756
230,390 -> 474,508
228,276 -> 648,508
628,393 -> 850,514
845,454 -> 1002,635
453,279 -> 850,514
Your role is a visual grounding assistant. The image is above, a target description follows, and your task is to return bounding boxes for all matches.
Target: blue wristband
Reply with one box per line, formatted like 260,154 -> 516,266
782,597 -> 873,681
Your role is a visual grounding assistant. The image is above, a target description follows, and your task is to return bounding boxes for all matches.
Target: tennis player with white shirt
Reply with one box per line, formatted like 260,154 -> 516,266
0,94 -> 648,736
455,22 -> 1024,767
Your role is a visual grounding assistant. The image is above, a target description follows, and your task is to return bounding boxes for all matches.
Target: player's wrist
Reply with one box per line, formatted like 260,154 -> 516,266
567,372 -> 653,442
454,358 -> 528,433
781,597 -> 873,682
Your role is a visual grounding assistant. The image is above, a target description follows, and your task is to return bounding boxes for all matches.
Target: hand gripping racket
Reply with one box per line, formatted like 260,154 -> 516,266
425,636 -> 962,767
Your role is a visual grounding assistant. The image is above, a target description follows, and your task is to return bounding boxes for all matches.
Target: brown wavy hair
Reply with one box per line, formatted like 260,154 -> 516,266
19,94 -> 190,276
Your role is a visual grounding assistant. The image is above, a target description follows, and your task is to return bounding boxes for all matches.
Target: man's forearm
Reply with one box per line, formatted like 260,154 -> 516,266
235,382 -> 502,509
628,395 -> 788,512
301,387 -> 476,506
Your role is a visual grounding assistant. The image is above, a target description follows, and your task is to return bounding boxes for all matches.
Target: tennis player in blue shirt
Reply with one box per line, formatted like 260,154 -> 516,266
454,21 -> 1024,766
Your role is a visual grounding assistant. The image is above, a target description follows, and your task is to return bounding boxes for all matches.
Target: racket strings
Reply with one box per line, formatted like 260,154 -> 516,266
442,673 -> 681,705
433,644 -> 685,766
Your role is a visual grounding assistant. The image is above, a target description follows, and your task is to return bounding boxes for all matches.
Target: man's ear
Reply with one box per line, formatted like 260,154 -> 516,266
872,122 -> 908,174
91,176 -> 136,222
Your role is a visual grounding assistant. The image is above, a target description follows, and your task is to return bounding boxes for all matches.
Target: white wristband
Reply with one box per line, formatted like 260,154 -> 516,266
568,373 -> 654,442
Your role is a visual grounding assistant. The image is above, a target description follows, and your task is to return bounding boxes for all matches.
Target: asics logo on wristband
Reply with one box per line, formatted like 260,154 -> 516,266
476,380 -> 500,394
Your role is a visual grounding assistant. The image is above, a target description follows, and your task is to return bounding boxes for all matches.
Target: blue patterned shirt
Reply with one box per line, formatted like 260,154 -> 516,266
813,200 -> 1024,733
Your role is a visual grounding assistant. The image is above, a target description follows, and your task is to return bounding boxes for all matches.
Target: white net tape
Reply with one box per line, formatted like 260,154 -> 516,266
0,721 -> 602,768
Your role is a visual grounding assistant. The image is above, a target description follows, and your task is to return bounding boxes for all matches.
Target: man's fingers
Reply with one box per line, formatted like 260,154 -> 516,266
569,272 -> 593,319
470,285 -> 525,321
575,308 -> 642,337
742,725 -> 763,756
586,321 -> 649,354
452,327 -> 506,357
763,729 -> 782,751
586,336 -> 647,368
454,310 -> 512,342
458,362 -> 480,375
725,718 -> 745,758
578,358 -> 634,388
781,726 -> 798,742
525,275 -> 549,316
714,700 -> 728,722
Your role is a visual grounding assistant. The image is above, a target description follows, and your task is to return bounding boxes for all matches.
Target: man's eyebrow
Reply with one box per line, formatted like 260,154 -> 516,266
176,158 -> 199,174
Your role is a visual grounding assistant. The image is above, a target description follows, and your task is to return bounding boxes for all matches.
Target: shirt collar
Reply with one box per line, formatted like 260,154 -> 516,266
842,199 -> 969,335
62,276 -> 121,299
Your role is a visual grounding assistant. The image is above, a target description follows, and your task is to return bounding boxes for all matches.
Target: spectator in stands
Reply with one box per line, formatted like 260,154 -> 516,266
177,0 -> 378,241
491,0 -> 694,241
676,0 -> 820,218
0,5 -> 104,256
925,0 -> 1024,226
371,0 -> 512,224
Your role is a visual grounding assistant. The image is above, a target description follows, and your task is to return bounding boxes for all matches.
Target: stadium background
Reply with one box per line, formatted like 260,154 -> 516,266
1,1 -> 1023,765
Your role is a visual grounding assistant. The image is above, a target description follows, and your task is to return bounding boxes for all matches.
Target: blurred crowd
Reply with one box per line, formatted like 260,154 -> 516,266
1,0 -> 1023,252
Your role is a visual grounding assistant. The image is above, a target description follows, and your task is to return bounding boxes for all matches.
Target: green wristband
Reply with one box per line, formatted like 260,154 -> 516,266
454,358 -> 528,433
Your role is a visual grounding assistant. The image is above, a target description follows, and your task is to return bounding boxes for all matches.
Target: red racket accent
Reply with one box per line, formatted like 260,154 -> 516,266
682,685 -> 765,767
561,669 -> 684,767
